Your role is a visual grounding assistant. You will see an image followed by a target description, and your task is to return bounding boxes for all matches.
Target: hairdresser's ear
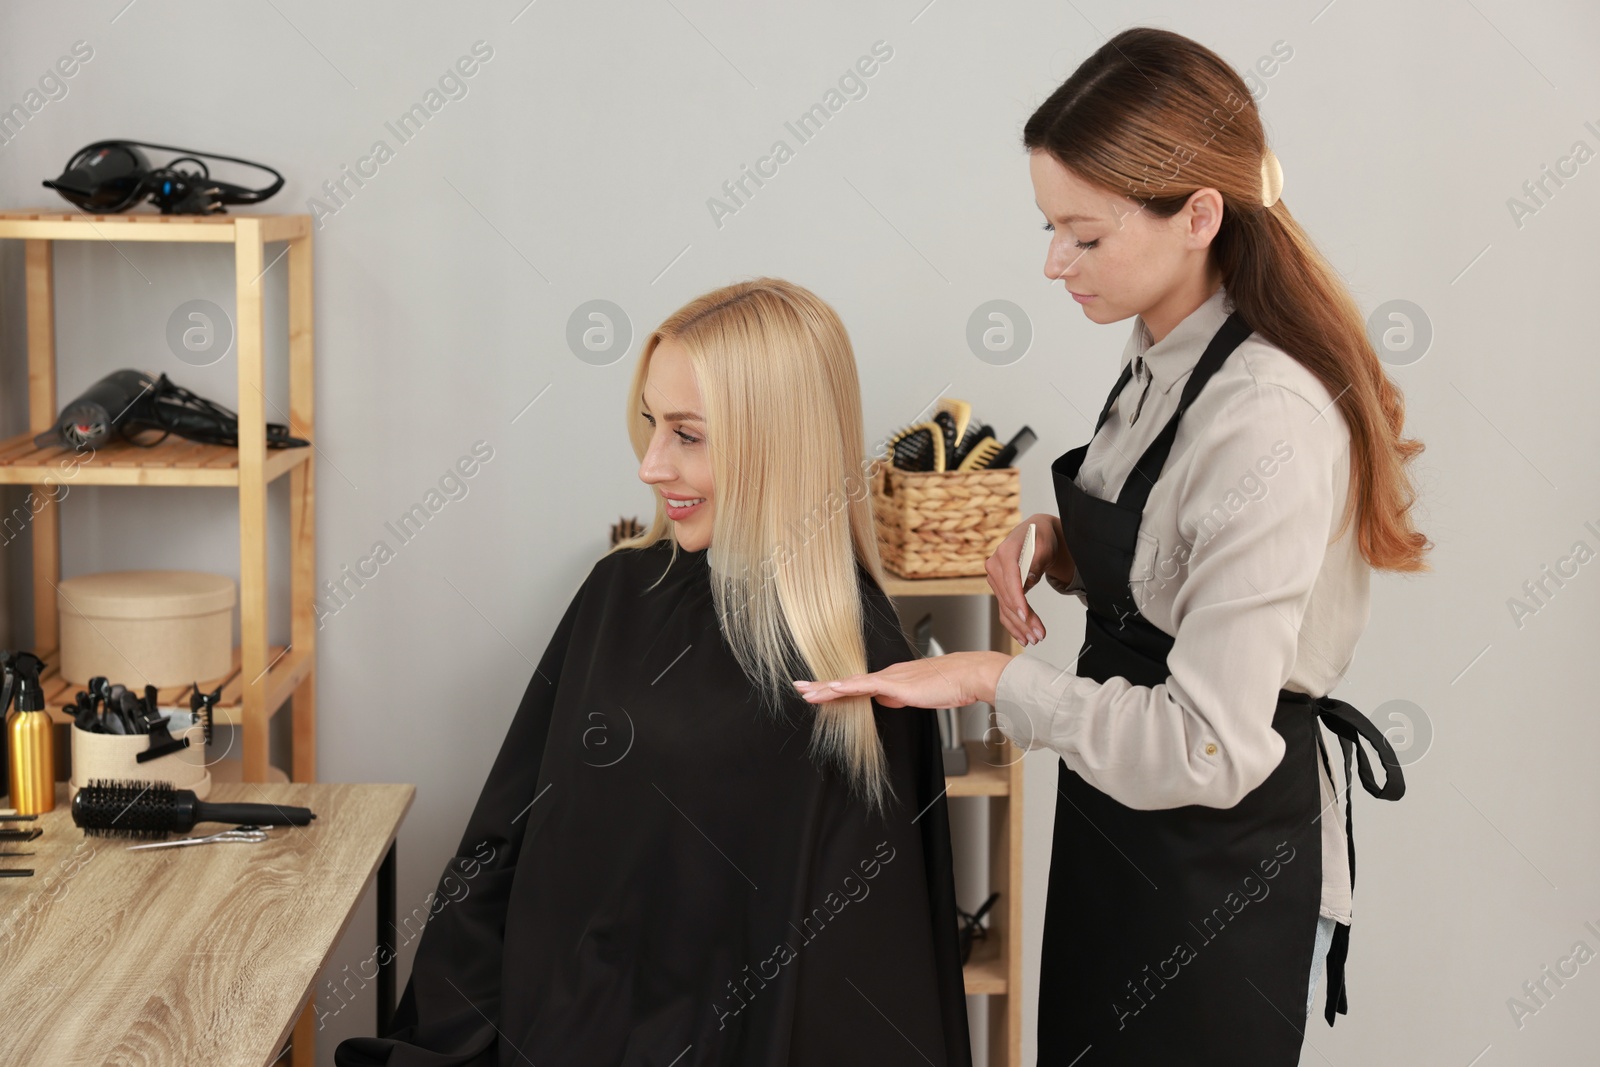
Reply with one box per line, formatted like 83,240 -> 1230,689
1182,187 -> 1225,248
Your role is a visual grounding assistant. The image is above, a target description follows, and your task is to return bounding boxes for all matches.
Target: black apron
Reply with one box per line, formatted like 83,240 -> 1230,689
1036,310 -> 1405,1065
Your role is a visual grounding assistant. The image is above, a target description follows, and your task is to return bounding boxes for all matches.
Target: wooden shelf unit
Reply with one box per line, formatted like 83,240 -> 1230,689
0,208 -> 316,787
894,573 -> 1025,1067
0,209 -> 318,785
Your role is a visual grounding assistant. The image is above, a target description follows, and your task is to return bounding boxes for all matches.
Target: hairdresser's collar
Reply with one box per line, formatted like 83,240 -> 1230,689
1123,285 -> 1236,396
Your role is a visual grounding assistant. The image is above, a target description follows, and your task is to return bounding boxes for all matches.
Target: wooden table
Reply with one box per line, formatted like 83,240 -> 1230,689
0,780 -> 413,1066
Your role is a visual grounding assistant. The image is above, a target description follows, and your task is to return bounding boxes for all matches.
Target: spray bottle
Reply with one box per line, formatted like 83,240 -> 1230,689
4,651 -> 55,814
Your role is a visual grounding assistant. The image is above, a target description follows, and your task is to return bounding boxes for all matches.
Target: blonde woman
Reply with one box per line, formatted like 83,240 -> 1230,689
337,279 -> 972,1067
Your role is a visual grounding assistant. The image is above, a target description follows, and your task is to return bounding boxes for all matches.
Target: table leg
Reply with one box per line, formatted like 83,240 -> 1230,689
378,840 -> 396,1036
290,1001 -> 314,1066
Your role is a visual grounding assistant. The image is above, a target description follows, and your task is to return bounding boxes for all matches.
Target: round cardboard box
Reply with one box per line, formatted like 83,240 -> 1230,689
58,569 -> 235,688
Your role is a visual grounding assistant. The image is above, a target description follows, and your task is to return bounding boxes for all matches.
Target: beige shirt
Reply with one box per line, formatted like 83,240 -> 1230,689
993,284 -> 1365,923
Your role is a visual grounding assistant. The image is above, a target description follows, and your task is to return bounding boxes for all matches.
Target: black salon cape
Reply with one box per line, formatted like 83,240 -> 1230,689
336,541 -> 972,1067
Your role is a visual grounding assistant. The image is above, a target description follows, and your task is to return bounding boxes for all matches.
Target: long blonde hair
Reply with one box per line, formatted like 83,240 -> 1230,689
609,277 -> 896,814
1025,27 -> 1430,571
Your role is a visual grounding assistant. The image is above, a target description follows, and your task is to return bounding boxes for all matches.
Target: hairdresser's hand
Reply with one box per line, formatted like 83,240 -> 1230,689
793,651 -> 1011,709
988,513 -> 1070,647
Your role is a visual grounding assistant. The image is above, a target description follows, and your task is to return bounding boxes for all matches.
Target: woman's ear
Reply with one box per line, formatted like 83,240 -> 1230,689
1182,186 -> 1226,247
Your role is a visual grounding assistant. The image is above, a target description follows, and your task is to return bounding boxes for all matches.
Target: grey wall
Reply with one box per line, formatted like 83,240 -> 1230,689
2,2 -> 1597,1064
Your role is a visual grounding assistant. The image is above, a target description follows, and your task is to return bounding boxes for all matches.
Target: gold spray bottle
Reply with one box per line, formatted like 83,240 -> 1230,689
4,652 -> 55,814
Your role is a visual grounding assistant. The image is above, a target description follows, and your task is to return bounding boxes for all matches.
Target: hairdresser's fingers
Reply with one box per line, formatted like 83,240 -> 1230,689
994,592 -> 1033,647
985,536 -> 1028,634
794,671 -> 910,708
796,675 -> 896,710
986,533 -> 1043,645
793,658 -> 982,710
1004,521 -> 1043,630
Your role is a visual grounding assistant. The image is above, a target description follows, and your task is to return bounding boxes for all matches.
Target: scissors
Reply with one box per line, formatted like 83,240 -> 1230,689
126,825 -> 273,851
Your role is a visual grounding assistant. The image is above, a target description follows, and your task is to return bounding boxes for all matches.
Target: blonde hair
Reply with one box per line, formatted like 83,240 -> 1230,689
609,277 -> 896,814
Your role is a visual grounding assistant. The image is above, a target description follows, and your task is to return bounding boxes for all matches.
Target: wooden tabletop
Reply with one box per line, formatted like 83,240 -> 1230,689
0,780 -> 413,1067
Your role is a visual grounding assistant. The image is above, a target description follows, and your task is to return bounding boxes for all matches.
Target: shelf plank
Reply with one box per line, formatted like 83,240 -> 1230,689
0,429 -> 312,487
961,931 -> 1007,995
103,435 -> 188,466
168,439 -> 220,467
0,209 -> 310,244
40,642 -> 301,728
0,434 -> 47,463
945,740 -> 1014,796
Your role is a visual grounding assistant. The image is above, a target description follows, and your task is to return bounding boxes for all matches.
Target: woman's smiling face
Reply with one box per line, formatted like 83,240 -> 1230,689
638,338 -> 714,550
1029,148 -> 1220,334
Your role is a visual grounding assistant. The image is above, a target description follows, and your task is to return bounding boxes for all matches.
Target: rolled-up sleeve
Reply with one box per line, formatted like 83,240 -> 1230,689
993,382 -> 1343,810
1043,568 -> 1086,601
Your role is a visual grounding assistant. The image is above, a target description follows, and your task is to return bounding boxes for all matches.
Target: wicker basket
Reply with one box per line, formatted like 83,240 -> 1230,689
871,457 -> 1021,579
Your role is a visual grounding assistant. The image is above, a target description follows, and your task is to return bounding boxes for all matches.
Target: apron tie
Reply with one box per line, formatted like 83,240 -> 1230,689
1308,695 -> 1406,1025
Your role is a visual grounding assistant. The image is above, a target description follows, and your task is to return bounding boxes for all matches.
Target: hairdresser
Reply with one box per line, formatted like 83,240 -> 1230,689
795,27 -> 1423,1065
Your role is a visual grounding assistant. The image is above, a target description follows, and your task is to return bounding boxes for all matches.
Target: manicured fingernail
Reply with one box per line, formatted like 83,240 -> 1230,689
793,680 -> 810,688
1033,627 -> 1044,641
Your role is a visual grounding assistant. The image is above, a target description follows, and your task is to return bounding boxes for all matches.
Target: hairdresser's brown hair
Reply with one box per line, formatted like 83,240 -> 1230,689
1024,27 -> 1429,572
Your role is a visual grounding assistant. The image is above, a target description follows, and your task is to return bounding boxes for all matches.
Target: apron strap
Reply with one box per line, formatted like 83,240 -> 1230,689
1316,696 -> 1406,803
1114,310 -> 1254,512
1310,695 -> 1406,1026
1093,362 -> 1134,435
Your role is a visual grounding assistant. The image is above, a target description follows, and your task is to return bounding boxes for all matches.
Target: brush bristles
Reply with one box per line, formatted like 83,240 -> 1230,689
73,778 -> 180,839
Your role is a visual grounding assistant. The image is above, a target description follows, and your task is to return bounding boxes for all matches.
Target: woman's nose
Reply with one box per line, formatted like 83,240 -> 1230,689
639,435 -> 669,484
1045,239 -> 1076,282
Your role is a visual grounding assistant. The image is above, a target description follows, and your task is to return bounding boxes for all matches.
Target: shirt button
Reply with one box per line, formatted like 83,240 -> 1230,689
1204,743 -> 1218,756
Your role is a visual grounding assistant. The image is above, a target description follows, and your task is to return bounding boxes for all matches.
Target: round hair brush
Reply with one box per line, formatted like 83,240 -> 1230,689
71,778 -> 317,839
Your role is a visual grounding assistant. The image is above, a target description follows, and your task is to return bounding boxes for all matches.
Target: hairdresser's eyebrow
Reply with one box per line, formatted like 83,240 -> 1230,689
1036,200 -> 1102,225
640,394 -> 704,422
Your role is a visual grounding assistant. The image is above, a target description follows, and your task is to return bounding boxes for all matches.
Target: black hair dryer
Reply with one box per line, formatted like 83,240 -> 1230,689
43,139 -> 283,215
